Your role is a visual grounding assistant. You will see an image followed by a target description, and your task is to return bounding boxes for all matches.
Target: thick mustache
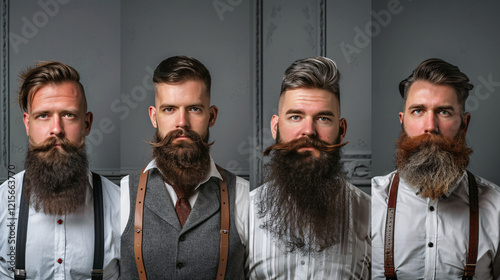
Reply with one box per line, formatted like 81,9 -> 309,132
148,129 -> 213,148
264,137 -> 348,156
29,136 -> 83,153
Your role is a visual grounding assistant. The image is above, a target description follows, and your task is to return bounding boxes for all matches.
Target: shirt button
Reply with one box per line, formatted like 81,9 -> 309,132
176,263 -> 184,269
179,235 -> 186,241
57,258 -> 63,264
300,260 -> 305,265
428,242 -> 434,248
57,219 -> 63,224
429,206 -> 435,211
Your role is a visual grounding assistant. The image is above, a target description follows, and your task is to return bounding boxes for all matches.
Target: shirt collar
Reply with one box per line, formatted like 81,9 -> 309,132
401,170 -> 467,198
144,156 -> 222,190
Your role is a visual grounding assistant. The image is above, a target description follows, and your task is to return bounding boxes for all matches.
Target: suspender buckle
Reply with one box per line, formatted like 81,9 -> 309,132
92,269 -> 104,274
14,269 -> 26,276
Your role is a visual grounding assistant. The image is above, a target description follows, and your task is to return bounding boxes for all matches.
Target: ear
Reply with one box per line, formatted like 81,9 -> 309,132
339,118 -> 347,142
271,114 -> 279,140
462,112 -> 471,134
84,112 -> 94,136
208,105 -> 218,127
23,112 -> 30,136
149,106 -> 157,128
398,112 -> 404,124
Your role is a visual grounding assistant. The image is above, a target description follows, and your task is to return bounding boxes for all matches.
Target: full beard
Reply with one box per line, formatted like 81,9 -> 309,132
24,137 -> 89,215
396,126 -> 472,200
259,134 -> 348,253
150,128 -> 211,197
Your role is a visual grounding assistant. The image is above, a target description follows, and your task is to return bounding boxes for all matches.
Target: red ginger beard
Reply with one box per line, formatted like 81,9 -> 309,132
396,124 -> 473,200
259,131 -> 348,253
24,136 -> 89,215
150,128 -> 212,198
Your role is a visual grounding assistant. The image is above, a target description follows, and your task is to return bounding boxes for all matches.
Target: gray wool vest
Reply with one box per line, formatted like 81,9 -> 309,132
120,168 -> 245,280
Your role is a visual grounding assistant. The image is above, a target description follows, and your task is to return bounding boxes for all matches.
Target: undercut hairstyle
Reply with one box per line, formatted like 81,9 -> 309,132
153,56 -> 211,96
18,61 -> 85,112
280,56 -> 341,102
399,58 -> 474,113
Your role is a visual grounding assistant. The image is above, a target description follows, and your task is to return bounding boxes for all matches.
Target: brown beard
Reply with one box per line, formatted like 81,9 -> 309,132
150,128 -> 211,197
259,133 -> 348,253
24,137 -> 89,215
396,126 -> 473,200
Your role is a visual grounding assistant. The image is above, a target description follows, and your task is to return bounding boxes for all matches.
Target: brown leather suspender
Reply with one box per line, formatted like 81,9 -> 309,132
383,171 -> 479,280
133,166 -> 230,280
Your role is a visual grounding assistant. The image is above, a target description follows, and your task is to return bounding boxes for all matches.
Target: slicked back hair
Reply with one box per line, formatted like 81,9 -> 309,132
153,56 -> 211,96
399,58 -> 473,113
18,61 -> 85,112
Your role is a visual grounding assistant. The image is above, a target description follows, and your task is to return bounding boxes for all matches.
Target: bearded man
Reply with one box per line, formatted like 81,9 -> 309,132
0,61 -> 120,279
247,57 -> 371,279
120,56 -> 249,280
371,58 -> 500,279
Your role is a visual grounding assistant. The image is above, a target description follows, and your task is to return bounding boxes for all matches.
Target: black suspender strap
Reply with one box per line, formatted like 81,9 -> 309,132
463,170 -> 479,280
14,173 -> 105,279
14,182 -> 29,280
384,171 -> 479,280
91,172 -> 105,280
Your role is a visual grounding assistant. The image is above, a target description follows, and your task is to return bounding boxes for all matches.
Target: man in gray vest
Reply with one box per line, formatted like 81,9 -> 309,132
371,58 -> 500,279
120,56 -> 248,279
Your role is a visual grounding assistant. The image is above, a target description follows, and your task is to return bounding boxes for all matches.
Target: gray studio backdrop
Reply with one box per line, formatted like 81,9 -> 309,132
1,0 -> 498,191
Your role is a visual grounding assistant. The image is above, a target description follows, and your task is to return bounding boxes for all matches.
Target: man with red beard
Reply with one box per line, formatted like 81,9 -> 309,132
0,61 -> 120,279
247,57 -> 371,279
120,56 -> 249,279
372,58 -> 500,279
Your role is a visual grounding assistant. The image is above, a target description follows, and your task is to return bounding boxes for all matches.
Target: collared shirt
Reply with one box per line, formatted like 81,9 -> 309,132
0,171 -> 121,279
372,171 -> 500,279
247,182 -> 371,280
120,156 -> 249,247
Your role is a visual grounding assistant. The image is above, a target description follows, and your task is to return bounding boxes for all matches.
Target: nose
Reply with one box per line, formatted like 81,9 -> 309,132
176,110 -> 189,129
50,115 -> 64,136
424,113 -> 439,134
300,118 -> 317,137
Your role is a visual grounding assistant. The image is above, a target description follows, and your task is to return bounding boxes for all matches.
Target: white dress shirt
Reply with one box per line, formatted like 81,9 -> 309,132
120,157 -> 249,247
0,171 -> 121,280
372,171 -> 500,279
248,182 -> 371,280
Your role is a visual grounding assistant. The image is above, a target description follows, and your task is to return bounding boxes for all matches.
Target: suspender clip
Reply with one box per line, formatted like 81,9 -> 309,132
14,269 -> 26,276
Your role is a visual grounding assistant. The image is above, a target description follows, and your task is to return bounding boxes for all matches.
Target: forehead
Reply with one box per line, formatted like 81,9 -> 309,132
154,80 -> 209,104
279,88 -> 340,113
405,80 -> 460,108
29,82 -> 86,112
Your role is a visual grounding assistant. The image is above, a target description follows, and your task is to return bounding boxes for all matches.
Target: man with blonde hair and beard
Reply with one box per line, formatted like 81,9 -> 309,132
247,57 -> 371,279
372,58 -> 500,279
120,56 -> 248,279
0,61 -> 120,279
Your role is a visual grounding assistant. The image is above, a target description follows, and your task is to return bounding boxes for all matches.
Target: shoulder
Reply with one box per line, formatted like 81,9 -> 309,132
0,170 -> 25,192
371,170 -> 398,200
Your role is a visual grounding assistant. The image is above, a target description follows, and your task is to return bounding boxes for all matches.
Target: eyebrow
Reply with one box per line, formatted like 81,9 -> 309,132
284,109 -> 335,116
408,104 -> 456,111
159,103 -> 206,110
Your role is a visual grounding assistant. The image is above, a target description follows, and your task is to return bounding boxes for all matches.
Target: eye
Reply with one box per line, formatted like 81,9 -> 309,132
190,107 -> 202,112
411,109 -> 423,115
163,107 -> 174,112
63,113 -> 76,118
439,110 -> 451,116
36,114 -> 48,119
317,116 -> 331,123
290,115 -> 301,121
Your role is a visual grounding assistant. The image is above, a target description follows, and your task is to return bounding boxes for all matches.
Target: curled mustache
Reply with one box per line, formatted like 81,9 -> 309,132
147,129 -> 214,148
29,135 -> 84,155
264,136 -> 348,156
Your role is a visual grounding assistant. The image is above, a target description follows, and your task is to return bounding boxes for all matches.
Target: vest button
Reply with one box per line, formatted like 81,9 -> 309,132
179,235 -> 186,241
428,242 -> 434,248
176,262 -> 184,269
429,206 -> 435,211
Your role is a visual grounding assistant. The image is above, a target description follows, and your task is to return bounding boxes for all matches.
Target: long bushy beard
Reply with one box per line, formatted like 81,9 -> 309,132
259,135 -> 348,253
396,126 -> 472,200
24,137 -> 89,215
151,128 -> 211,197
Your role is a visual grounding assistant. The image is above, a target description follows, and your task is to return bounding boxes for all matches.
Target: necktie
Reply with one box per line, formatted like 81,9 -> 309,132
175,197 -> 191,227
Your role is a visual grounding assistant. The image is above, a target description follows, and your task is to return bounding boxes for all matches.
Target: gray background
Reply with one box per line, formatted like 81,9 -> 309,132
1,0 -> 499,191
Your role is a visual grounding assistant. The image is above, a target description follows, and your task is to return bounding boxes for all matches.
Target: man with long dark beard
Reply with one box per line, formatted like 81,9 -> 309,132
120,56 -> 249,279
372,58 -> 500,279
0,61 -> 120,279
247,57 -> 371,279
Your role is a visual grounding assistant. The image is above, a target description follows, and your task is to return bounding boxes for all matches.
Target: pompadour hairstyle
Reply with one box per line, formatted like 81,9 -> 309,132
153,56 -> 211,95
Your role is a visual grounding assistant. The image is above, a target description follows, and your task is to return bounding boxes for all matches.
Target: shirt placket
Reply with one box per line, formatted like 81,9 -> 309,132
54,214 -> 66,279
424,199 -> 438,279
296,252 -> 309,279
